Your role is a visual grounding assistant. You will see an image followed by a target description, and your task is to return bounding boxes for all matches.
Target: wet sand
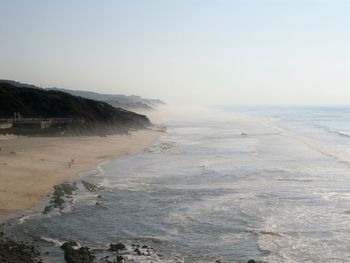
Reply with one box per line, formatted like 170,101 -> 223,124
0,130 -> 162,220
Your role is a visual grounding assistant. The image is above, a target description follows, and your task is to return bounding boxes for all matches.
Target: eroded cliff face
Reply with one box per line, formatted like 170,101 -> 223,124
0,81 -> 152,136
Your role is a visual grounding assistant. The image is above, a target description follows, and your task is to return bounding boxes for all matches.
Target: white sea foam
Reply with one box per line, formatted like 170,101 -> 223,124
147,141 -> 176,153
96,163 -> 106,176
316,191 -> 350,201
259,117 -> 350,165
18,213 -> 38,224
40,237 -> 65,247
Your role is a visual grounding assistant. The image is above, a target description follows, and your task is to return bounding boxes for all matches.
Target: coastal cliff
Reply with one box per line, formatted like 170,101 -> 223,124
47,87 -> 166,111
0,81 -> 152,135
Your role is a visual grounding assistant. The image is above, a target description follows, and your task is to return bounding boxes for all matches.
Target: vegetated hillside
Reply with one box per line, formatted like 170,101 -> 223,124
0,81 -> 152,135
48,88 -> 166,111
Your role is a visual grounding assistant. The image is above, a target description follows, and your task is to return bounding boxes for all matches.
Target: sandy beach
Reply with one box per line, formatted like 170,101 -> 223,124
0,129 -> 162,220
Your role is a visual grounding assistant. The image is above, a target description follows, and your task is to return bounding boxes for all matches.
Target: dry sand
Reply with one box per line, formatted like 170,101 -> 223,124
0,129 -> 162,220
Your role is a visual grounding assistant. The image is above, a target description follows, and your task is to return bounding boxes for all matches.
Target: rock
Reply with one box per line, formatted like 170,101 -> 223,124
76,247 -> 95,262
81,180 -> 99,192
43,205 -> 54,214
0,238 -> 42,263
117,255 -> 125,262
134,247 -> 142,255
141,245 -> 148,249
60,241 -> 95,263
247,260 -> 257,263
43,182 -> 77,213
60,241 -> 78,249
49,195 -> 65,208
53,183 -> 77,196
99,256 -> 113,263
108,242 -> 127,252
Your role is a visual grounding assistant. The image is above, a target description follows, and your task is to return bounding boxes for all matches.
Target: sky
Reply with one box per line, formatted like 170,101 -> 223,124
0,0 -> 349,106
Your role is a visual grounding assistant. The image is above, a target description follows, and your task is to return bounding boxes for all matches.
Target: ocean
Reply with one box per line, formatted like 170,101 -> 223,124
7,106 -> 350,262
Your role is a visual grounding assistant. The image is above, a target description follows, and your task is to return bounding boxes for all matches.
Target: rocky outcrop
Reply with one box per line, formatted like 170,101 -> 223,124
43,182 -> 77,214
81,180 -> 100,192
61,241 -> 95,263
108,242 -> 127,252
0,238 -> 42,263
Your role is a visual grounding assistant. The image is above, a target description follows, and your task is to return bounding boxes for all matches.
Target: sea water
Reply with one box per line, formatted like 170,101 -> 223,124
8,106 -> 350,262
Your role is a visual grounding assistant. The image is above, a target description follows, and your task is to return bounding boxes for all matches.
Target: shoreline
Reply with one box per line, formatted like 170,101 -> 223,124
0,128 -> 163,222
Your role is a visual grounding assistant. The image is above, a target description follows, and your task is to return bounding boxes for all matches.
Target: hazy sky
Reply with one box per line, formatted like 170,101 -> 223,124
1,0 -> 349,105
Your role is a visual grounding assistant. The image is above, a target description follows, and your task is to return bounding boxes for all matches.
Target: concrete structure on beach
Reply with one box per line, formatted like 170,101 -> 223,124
0,120 -> 12,129
0,113 -> 72,134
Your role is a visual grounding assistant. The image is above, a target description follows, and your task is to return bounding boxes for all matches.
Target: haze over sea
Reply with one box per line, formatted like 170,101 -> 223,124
9,106 -> 350,262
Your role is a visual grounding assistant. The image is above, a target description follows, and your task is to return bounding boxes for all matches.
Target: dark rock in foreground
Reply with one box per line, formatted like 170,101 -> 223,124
0,238 -> 42,263
108,242 -> 127,252
61,241 -> 95,263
